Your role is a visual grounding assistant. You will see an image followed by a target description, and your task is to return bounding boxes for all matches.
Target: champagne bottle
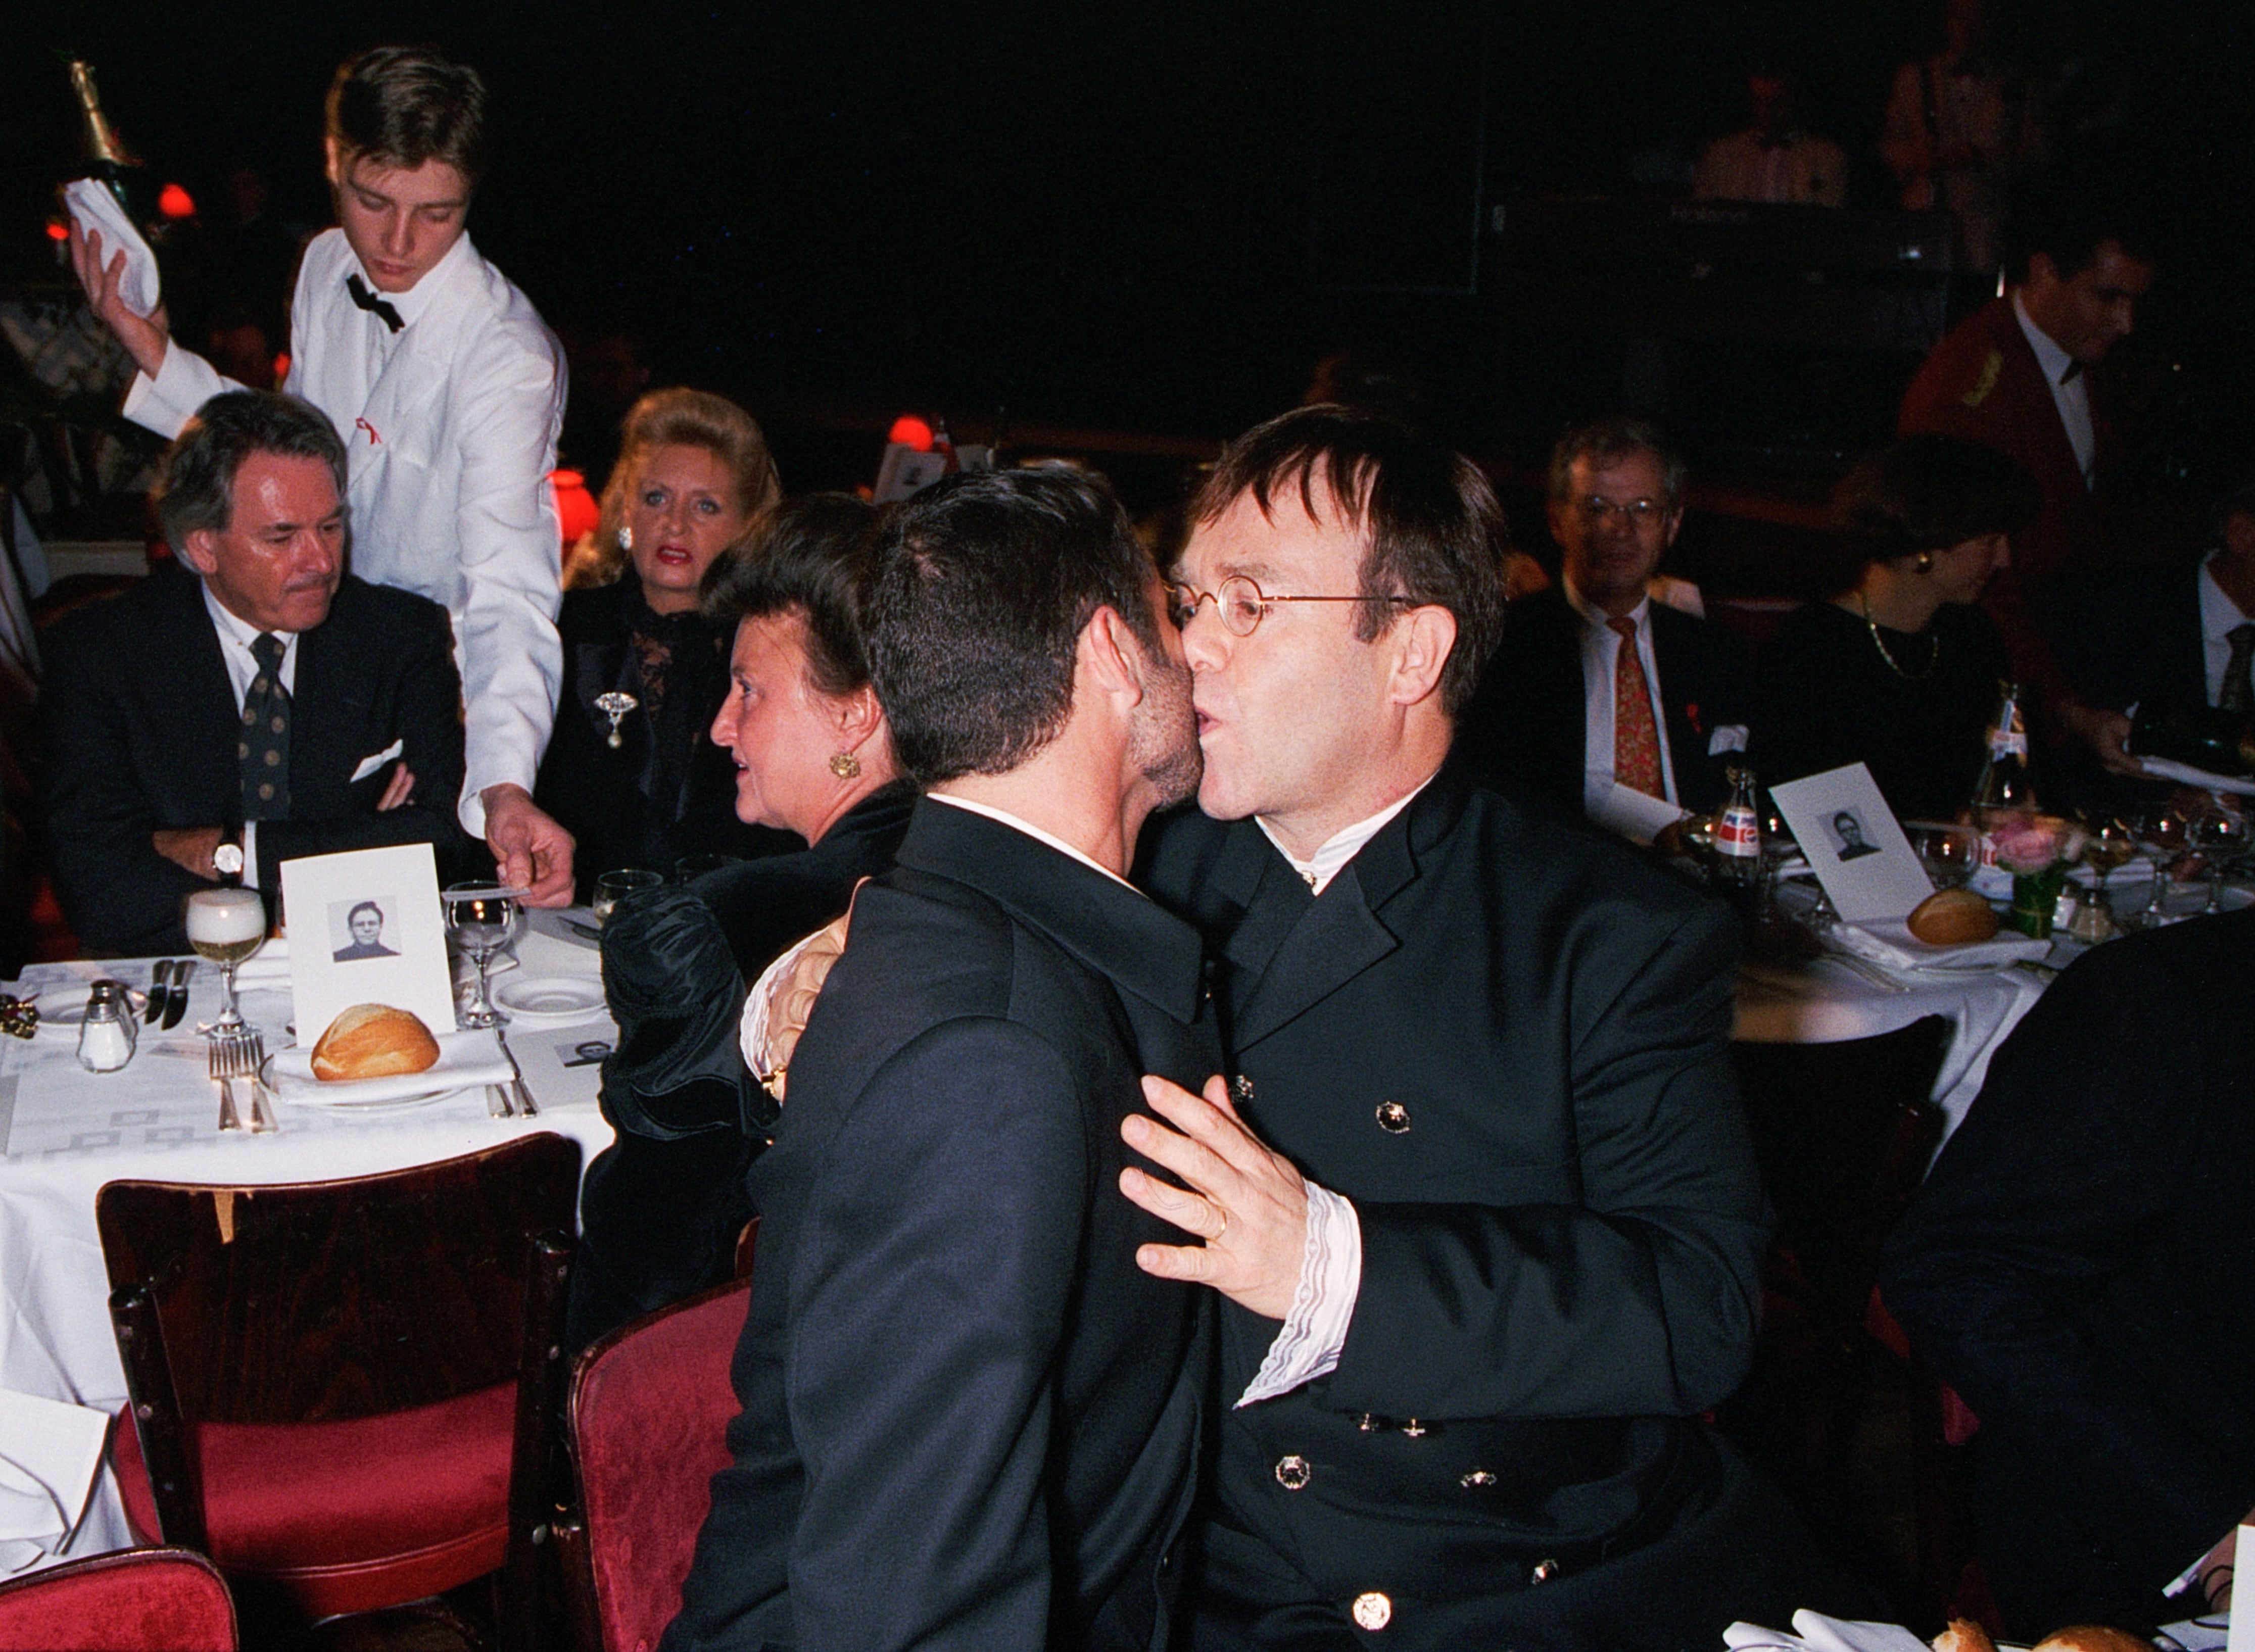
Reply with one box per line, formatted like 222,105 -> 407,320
66,58 -> 158,229
2128,702 -> 2255,780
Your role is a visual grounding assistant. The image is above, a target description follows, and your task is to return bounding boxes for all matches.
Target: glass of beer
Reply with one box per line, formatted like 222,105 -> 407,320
183,887 -> 266,1036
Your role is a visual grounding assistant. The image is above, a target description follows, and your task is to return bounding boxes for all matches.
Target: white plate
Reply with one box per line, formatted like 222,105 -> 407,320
492,973 -> 607,1026
265,1028 -> 515,1106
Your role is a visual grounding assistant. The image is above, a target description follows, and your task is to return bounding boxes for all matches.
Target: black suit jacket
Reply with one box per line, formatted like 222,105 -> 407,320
1881,909 -> 2255,1637
564,782 -> 915,1356
39,565 -> 466,955
663,800 -> 1222,1652
2045,561 -> 2210,718
1138,774 -> 1785,1647
1459,587 -> 1754,822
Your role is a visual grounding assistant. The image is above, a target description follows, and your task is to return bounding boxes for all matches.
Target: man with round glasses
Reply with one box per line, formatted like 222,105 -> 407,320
1457,415 -> 1754,845
1127,406 -> 1841,1648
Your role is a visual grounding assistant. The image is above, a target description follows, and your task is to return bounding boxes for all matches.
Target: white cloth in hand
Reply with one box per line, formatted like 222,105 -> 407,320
62,182 -> 160,317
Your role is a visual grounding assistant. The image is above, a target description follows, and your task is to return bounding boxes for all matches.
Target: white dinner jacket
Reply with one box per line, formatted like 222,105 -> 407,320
126,228 -> 567,837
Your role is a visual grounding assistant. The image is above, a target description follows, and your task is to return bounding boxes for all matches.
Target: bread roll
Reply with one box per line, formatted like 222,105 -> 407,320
2031,1630 -> 2155,1652
311,1003 -> 441,1082
1908,886 -> 2000,946
1931,1620 -> 1996,1652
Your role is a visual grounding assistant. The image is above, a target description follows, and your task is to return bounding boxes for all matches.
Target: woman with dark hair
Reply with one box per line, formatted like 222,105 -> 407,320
535,387 -> 790,897
1755,433 -> 2041,821
564,493 -> 915,1354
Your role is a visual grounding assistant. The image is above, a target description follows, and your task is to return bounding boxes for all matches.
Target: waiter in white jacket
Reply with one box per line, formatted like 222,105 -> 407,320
71,45 -> 576,903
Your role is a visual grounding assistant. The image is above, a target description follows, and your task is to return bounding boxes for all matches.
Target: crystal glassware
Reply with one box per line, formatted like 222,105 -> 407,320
183,888 -> 265,1036
444,881 -> 524,1030
591,867 -> 664,927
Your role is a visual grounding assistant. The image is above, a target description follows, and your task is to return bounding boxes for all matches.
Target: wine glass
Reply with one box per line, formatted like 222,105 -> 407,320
2065,817 -> 2136,943
2134,805 -> 2189,927
444,882 -> 524,1030
591,867 -> 664,927
1905,821 -> 1979,891
183,888 -> 266,1036
2189,800 -> 2249,916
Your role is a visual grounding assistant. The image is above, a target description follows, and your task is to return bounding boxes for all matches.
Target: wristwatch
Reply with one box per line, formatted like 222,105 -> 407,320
213,836 -> 245,884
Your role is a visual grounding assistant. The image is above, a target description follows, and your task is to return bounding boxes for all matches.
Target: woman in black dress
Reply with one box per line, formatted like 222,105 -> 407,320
565,494 -> 915,1353
1756,434 -> 2039,822
536,387 -> 791,898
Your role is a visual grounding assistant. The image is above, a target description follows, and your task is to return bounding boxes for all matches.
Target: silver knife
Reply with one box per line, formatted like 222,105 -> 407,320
495,1027 -> 539,1116
145,960 -> 173,1030
162,959 -> 196,1031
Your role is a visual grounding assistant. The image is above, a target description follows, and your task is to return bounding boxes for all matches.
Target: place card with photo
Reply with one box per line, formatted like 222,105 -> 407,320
278,844 -> 457,1046
1769,762 -> 1932,923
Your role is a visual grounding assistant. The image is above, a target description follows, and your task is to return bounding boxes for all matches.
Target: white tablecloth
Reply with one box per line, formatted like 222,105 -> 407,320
0,923 -> 614,1570
1734,953 -> 2050,1142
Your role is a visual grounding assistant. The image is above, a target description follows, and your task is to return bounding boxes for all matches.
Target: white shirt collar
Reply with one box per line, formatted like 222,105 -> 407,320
926,793 -> 1141,894
345,230 -> 475,329
2199,555 -> 2254,638
1256,769 -> 1436,896
200,580 -> 299,701
2012,289 -> 2078,387
1561,574 -> 1650,634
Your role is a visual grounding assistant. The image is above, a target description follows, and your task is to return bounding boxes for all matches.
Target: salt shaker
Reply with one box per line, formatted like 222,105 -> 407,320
76,980 -> 137,1074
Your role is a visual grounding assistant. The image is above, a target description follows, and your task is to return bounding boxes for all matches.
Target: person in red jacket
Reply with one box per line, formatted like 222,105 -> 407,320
1898,180 -> 2156,776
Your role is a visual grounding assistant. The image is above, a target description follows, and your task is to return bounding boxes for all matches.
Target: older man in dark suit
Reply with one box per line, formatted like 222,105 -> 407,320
40,390 -> 465,956
1128,406 -> 1843,1650
1456,416 -> 1753,846
663,469 -> 1219,1652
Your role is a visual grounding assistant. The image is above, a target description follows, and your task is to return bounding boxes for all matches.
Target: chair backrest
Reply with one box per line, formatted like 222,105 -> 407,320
1730,1015 -> 1950,1331
0,1546 -> 236,1651
566,1276 -> 752,1652
98,1134 -> 581,1425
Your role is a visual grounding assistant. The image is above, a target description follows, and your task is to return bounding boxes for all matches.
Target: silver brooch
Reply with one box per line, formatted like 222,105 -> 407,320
594,691 -> 638,749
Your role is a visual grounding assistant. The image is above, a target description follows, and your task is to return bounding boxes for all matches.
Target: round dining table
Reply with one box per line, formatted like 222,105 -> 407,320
0,913 -> 615,1574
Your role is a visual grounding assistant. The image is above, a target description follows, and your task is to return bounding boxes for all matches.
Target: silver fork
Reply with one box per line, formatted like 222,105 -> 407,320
211,1027 -> 277,1133
207,1033 -> 244,1133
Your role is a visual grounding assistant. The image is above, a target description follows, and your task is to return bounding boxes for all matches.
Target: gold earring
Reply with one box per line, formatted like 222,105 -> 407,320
1914,551 -> 1934,573
829,751 -> 861,780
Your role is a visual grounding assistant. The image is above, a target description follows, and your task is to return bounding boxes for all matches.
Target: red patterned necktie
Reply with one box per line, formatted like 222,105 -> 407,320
1610,617 -> 1663,798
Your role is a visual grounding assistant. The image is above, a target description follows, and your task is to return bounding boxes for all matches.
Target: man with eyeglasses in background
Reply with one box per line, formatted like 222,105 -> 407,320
1456,415 -> 1754,847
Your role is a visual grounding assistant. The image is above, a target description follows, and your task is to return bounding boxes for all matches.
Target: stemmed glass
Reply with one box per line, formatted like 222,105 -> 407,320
2072,816 -> 2138,941
2189,800 -> 2249,916
444,882 -> 524,1030
183,888 -> 265,1036
2133,805 -> 2189,927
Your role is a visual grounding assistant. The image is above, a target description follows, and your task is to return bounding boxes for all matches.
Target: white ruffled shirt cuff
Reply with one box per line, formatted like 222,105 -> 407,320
1235,1180 -> 1361,1407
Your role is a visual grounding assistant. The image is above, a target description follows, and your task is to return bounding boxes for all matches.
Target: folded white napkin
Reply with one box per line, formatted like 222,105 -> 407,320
267,1027 -> 513,1105
2139,754 -> 2255,798
61,181 -> 161,317
0,1389 -> 112,1575
1725,1611 -> 1931,1652
1834,919 -> 2051,973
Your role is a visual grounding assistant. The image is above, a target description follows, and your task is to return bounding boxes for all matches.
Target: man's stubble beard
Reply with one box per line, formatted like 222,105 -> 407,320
1133,651 -> 1204,809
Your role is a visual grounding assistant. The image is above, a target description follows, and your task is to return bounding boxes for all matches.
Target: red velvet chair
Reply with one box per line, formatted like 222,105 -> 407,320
0,1546 -> 236,1650
556,1275 -> 753,1652
97,1135 -> 580,1651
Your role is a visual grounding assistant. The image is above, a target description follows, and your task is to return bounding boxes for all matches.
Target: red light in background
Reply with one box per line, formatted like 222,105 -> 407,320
45,220 -> 69,242
272,354 -> 291,384
887,415 -> 934,452
550,468 -> 601,546
158,183 -> 196,220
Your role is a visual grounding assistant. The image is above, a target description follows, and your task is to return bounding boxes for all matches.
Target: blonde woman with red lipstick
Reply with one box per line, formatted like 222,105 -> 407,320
536,388 -> 788,897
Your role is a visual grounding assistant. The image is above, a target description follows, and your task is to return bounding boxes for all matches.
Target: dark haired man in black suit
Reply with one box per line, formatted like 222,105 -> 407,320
41,390 -> 465,956
664,467 -> 1219,1652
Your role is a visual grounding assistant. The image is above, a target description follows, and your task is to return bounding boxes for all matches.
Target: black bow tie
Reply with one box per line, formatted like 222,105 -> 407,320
346,274 -> 403,333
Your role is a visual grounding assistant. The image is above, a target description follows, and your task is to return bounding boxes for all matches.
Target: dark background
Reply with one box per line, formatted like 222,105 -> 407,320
5,0 -> 2251,498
